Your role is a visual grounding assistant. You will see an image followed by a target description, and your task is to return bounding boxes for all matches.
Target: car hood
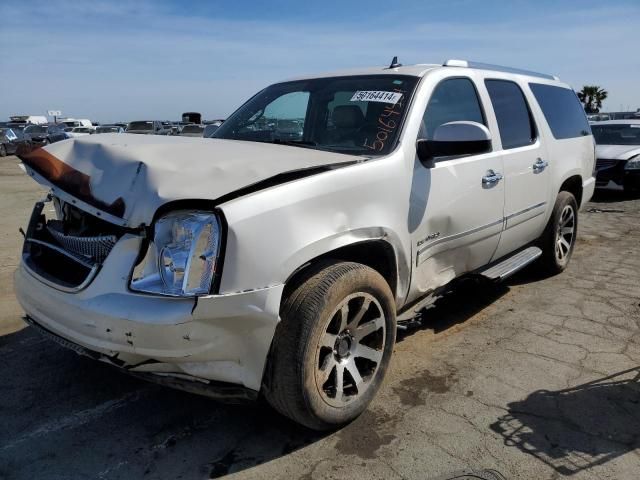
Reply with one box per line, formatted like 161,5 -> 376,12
596,144 -> 640,160
19,133 -> 362,227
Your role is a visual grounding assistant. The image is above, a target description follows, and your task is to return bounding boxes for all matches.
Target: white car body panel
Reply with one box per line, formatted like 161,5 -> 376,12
15,63 -> 596,395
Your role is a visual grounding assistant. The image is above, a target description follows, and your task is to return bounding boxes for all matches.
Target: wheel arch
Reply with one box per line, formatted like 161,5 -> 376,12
283,238 -> 405,309
558,174 -> 583,207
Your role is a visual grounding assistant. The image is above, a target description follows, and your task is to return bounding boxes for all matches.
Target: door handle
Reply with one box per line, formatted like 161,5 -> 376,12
533,158 -> 549,172
482,169 -> 503,186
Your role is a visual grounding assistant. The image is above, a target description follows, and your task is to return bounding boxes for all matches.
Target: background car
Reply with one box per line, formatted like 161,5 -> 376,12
0,127 -> 32,156
125,120 -> 172,135
203,120 -> 224,138
66,126 -> 96,138
592,120 -> 640,194
95,125 -> 124,134
23,124 -> 67,146
178,124 -> 204,137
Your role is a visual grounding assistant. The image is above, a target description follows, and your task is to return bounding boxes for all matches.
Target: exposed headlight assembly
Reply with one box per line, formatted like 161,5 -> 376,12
624,154 -> 640,170
130,211 -> 222,297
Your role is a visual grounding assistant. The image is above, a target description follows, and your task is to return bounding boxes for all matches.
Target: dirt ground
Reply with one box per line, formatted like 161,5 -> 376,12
1,155 -> 639,480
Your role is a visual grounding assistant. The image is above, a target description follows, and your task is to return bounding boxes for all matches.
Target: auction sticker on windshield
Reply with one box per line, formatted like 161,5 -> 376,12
351,91 -> 403,104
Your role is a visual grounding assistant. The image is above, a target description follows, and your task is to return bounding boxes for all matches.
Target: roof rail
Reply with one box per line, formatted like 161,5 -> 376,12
443,59 -> 559,81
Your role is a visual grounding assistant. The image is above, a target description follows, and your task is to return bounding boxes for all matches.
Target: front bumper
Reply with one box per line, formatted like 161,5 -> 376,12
14,260 -> 284,392
595,159 -> 640,191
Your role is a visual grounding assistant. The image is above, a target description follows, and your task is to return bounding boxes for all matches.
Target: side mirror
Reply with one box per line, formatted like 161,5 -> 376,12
416,121 -> 492,167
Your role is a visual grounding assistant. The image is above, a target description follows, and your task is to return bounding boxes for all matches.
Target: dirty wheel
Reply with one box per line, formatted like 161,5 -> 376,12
264,261 -> 396,430
537,191 -> 578,274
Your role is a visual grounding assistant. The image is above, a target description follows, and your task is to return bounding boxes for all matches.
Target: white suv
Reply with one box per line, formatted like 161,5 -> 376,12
15,59 -> 595,430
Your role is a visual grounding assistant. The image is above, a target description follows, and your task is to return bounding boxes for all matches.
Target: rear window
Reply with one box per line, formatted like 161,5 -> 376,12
529,83 -> 591,139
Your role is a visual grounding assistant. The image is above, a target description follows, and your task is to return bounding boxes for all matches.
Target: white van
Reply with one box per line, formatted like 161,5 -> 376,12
15,59 -> 595,430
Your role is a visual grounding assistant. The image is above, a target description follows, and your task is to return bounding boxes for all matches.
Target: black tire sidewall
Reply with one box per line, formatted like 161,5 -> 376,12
299,267 -> 396,427
540,191 -> 578,273
266,261 -> 396,430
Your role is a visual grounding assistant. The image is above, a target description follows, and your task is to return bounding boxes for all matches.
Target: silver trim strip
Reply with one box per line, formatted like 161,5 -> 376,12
504,202 -> 547,221
25,238 -> 95,269
417,218 -> 504,257
416,201 -> 548,264
22,255 -> 100,293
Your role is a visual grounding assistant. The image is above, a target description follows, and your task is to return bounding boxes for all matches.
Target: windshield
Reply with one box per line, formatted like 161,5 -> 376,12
181,125 -> 204,133
592,124 -> 640,145
25,125 -> 46,134
127,121 -> 153,131
213,75 -> 419,156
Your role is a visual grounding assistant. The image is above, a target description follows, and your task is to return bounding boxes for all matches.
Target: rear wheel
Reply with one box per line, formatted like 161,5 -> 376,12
0,144 -> 6,157
263,261 -> 396,430
537,191 -> 578,274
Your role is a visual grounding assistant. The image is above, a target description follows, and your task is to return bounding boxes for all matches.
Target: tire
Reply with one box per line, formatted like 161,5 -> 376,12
0,144 -> 6,157
263,261 -> 396,430
537,191 -> 578,275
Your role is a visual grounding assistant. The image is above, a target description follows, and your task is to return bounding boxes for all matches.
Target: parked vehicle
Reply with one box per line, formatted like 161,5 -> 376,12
61,119 -> 93,129
592,120 -> 640,193
0,127 -> 32,156
182,112 -> 202,124
15,59 -> 595,430
95,125 -> 125,134
203,123 -> 221,138
23,124 -> 67,146
66,126 -> 96,138
125,120 -> 171,135
179,124 -> 205,137
9,115 -> 48,125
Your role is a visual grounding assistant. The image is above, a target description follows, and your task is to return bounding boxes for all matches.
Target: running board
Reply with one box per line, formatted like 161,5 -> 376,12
479,246 -> 542,281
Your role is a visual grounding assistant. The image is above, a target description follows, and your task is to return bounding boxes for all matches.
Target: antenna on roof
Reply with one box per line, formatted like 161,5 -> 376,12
387,56 -> 402,69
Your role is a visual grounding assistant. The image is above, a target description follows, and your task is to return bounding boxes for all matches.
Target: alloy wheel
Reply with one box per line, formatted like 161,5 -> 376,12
314,292 -> 386,407
555,204 -> 576,262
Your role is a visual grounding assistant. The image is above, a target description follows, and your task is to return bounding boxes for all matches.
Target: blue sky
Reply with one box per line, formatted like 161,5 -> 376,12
1,0 -> 638,123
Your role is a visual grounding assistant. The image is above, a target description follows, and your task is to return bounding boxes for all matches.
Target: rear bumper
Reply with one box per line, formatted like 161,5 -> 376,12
14,262 -> 284,391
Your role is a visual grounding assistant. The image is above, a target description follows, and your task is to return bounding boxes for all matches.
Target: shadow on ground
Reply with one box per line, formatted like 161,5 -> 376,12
0,327 -> 326,479
0,276 -> 511,479
590,189 -> 639,204
490,367 -> 640,476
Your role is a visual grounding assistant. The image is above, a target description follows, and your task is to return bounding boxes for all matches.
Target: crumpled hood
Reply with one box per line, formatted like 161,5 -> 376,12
596,144 -> 640,160
19,133 -> 361,227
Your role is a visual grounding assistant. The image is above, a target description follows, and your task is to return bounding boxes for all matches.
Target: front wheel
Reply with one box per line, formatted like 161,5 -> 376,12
537,191 -> 578,274
263,261 -> 396,430
0,144 -> 6,157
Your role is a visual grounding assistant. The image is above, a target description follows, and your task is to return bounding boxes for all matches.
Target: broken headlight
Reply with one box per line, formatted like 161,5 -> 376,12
130,211 -> 221,297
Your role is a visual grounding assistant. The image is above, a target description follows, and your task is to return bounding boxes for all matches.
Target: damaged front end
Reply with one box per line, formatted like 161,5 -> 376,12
22,194 -> 133,292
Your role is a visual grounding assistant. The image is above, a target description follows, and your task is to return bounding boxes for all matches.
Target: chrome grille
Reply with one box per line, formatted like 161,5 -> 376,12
47,226 -> 117,263
596,159 -> 619,170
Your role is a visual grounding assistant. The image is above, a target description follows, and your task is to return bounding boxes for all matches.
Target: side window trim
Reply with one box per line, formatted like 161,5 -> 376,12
418,75 -> 489,142
484,78 -> 538,150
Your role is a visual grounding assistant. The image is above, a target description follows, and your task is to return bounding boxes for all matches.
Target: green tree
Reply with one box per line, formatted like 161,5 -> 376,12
577,86 -> 608,114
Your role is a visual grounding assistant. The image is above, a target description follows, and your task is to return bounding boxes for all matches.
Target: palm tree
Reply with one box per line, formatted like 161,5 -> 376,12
577,86 -> 608,114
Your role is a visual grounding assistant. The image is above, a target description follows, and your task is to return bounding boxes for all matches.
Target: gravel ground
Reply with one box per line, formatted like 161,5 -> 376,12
1,155 -> 638,480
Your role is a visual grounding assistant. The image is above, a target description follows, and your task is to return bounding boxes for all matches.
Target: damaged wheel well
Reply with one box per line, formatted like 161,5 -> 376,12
283,240 -> 398,302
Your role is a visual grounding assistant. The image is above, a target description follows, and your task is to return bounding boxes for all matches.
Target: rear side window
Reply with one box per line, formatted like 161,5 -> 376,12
529,83 -> 591,139
421,77 -> 485,139
485,80 -> 536,149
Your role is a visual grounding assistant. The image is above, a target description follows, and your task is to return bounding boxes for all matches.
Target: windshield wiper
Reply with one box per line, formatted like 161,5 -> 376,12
269,139 -> 318,149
